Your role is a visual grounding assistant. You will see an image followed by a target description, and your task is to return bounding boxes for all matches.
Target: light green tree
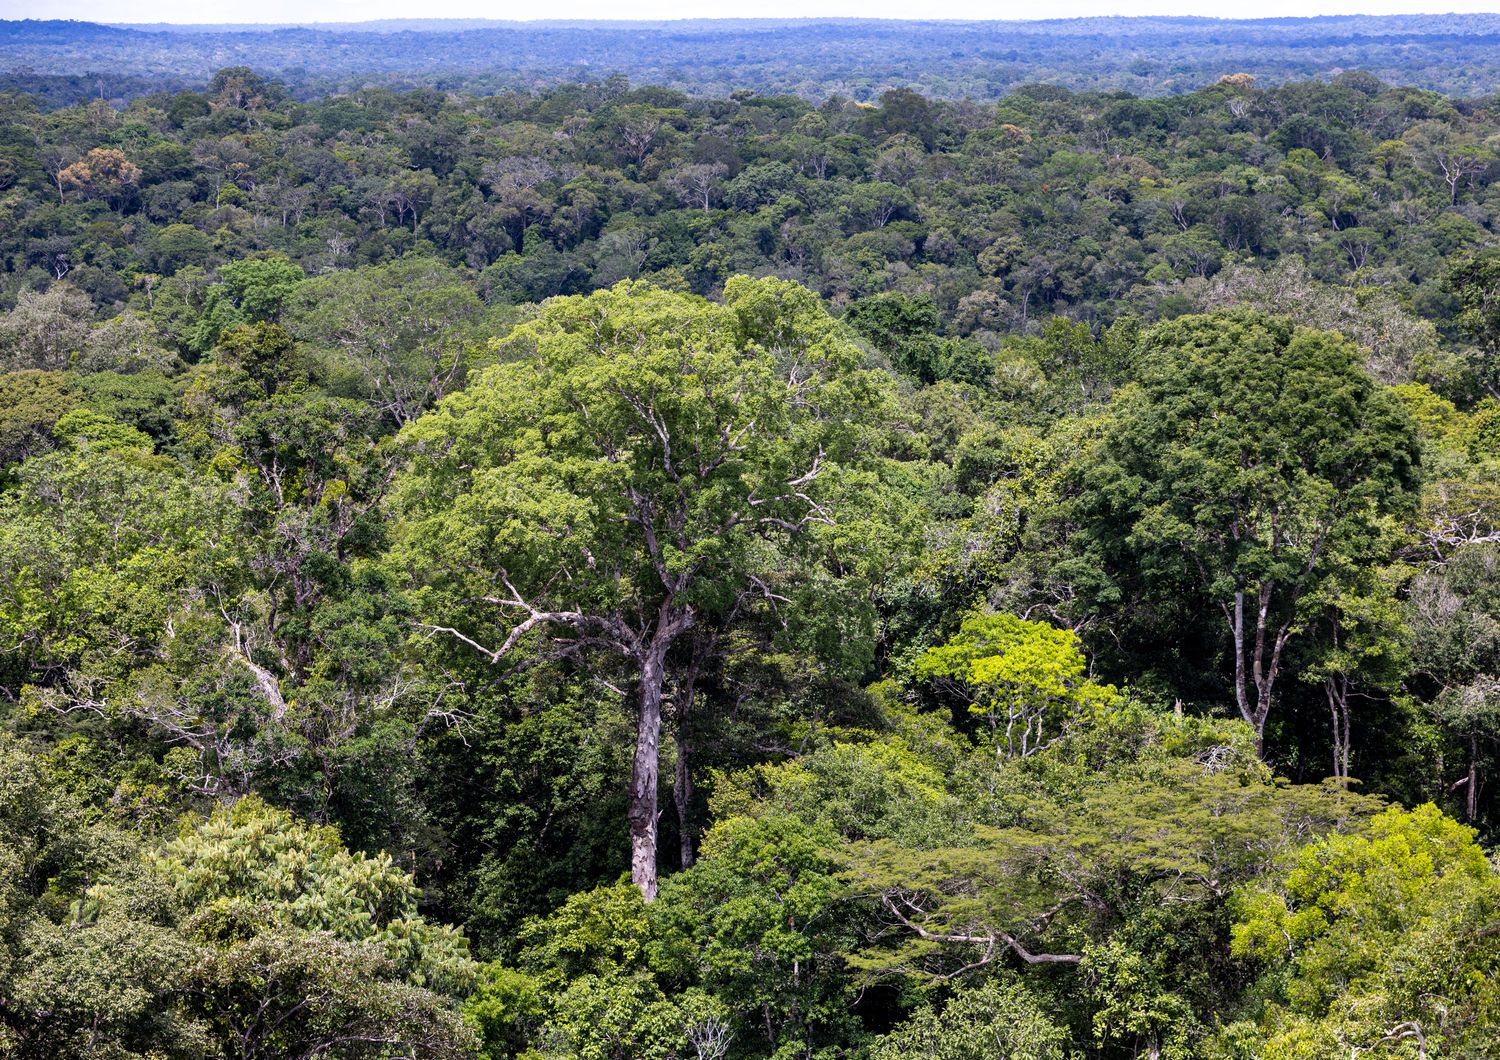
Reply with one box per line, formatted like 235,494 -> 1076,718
154,795 -> 475,993
392,277 -> 890,899
1223,804 -> 1500,1058
914,612 -> 1120,761
869,976 -> 1070,1060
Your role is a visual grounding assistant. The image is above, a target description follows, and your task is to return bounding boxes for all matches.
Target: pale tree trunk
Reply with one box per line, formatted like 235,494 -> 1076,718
1231,589 -> 1271,755
1467,733 -> 1480,822
628,606 -> 695,901
1232,589 -> 1253,737
1326,674 -> 1352,784
1229,582 -> 1290,758
629,640 -> 669,902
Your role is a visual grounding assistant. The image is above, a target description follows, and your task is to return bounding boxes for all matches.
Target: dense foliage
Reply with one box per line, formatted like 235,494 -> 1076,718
1,64 -> 1499,1059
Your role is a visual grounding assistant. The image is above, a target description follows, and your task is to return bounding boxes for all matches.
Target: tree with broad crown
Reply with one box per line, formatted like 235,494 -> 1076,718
391,277 -> 890,900
1077,310 -> 1419,756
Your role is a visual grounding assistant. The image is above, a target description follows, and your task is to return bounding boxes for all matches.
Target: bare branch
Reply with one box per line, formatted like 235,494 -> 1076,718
879,894 -> 1082,966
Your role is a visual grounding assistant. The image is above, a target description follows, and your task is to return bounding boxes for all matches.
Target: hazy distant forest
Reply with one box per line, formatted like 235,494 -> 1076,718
11,16 -> 1500,103
3,15 -> 1500,1060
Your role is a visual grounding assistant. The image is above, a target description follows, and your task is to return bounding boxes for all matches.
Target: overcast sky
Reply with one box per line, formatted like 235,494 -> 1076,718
11,1 -> 1500,25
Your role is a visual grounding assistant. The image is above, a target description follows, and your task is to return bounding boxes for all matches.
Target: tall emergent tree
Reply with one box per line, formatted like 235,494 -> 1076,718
392,277 -> 887,899
1078,310 -> 1419,754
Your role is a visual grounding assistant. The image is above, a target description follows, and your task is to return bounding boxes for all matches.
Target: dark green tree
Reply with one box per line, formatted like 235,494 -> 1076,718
1077,311 -> 1420,754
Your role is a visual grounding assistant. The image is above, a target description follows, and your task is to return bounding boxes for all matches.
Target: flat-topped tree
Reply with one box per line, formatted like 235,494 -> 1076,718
392,277 -> 889,900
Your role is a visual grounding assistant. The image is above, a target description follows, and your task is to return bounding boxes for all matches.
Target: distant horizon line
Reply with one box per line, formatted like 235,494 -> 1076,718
7,12 -> 1500,30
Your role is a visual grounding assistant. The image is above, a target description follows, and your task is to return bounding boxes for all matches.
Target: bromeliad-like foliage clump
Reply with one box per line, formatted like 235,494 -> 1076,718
156,795 -> 476,993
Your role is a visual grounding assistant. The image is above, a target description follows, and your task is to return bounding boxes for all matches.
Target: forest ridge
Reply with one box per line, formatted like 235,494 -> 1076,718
1,58 -> 1500,1059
